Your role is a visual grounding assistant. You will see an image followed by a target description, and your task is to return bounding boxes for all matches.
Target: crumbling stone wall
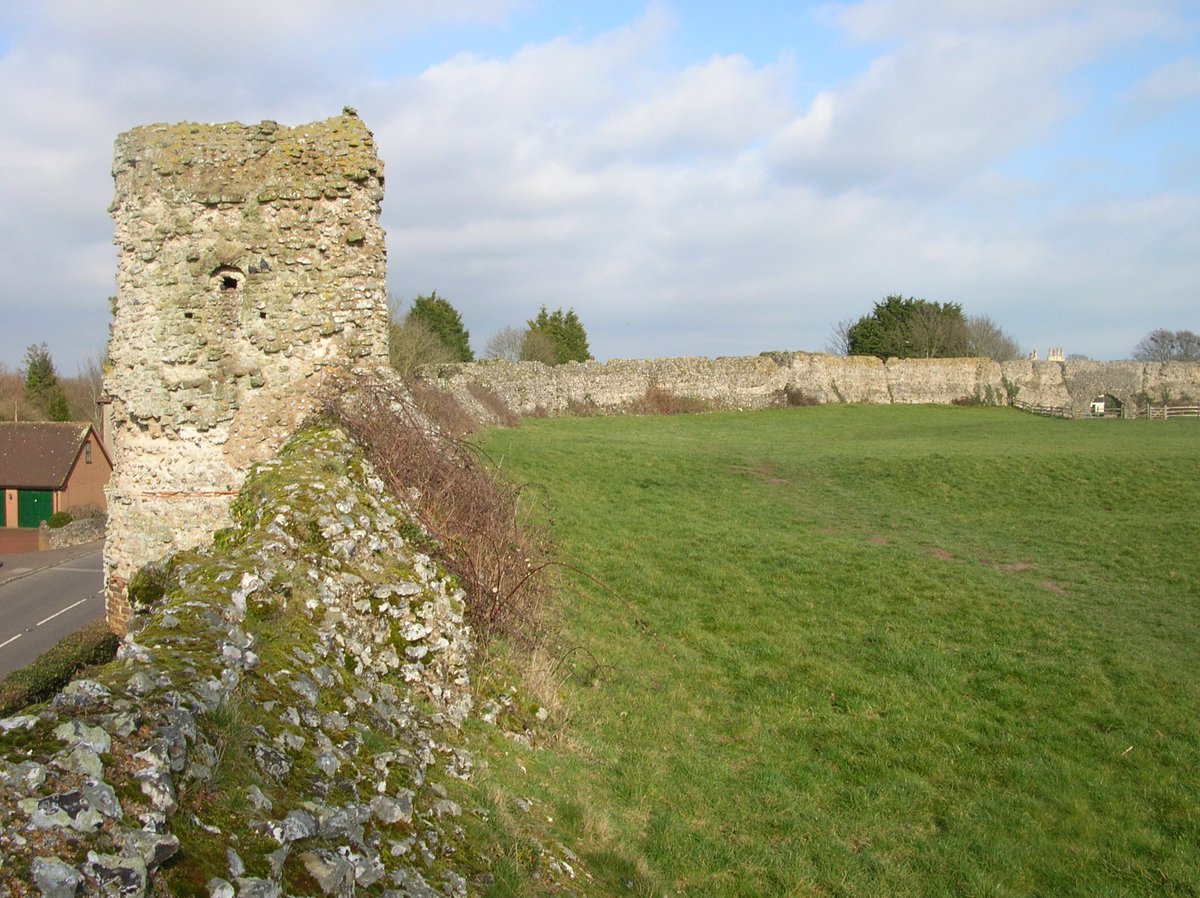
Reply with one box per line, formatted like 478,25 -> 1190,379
105,110 -> 388,632
433,353 -> 1200,422
0,424 -> 484,897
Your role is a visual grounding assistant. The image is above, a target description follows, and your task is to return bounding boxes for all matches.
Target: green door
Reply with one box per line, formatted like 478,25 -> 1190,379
17,490 -> 53,527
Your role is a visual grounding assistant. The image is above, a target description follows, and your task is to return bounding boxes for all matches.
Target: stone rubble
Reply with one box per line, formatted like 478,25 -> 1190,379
0,424 -> 484,896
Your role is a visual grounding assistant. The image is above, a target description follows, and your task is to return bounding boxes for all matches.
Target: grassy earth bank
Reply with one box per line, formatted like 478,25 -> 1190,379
475,405 -> 1200,897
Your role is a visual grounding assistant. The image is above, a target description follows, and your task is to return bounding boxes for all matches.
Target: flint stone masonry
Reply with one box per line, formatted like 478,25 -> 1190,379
0,425 -> 489,897
105,110 -> 389,632
432,353 -> 1200,422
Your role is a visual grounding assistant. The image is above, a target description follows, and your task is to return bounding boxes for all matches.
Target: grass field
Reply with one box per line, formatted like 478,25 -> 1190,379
470,405 -> 1200,897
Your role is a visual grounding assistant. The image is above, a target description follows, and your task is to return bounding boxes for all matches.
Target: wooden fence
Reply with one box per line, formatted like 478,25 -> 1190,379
1012,399 -> 1072,419
1145,404 -> 1200,420
1013,399 -> 1199,421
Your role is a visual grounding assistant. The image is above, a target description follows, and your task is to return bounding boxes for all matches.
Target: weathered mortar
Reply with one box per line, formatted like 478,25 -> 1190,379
433,353 -> 1200,422
104,110 -> 389,631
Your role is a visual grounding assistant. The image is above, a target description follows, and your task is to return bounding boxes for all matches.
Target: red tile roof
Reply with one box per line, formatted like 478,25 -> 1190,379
0,422 -> 106,490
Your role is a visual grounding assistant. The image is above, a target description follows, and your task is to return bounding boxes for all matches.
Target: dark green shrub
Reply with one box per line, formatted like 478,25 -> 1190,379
128,561 -> 172,611
47,511 -> 73,529
0,621 -> 119,714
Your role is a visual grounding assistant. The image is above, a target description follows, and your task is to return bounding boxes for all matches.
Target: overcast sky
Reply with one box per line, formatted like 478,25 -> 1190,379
1,0 -> 1197,372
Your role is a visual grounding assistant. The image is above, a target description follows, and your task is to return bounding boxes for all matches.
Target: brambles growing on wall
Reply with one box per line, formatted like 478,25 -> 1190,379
466,382 -> 521,427
1002,376 -> 1020,404
329,376 -> 552,647
780,385 -> 819,407
626,385 -> 712,415
406,376 -> 480,437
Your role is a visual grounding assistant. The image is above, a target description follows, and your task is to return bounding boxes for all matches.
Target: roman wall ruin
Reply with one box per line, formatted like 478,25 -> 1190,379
432,353 -> 1200,423
104,110 -> 389,631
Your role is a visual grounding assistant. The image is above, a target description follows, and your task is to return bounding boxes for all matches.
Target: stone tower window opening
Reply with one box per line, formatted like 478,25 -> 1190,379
211,265 -> 245,293
105,112 -> 388,634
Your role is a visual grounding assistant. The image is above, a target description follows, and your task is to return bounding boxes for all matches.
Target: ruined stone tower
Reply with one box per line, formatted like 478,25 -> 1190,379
105,110 -> 388,631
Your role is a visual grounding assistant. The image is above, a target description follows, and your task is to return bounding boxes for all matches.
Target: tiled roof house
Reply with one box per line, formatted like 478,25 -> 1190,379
0,422 -> 111,528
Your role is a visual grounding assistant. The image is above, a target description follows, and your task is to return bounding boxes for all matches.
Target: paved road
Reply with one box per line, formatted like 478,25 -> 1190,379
0,542 -> 106,679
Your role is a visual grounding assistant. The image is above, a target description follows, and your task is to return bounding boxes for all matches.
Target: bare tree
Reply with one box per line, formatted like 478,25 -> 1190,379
484,326 -> 527,362
824,319 -> 854,355
1179,331 -> 1200,361
964,315 -> 1022,361
904,303 -> 969,358
519,330 -> 559,364
0,363 -> 38,421
64,353 -> 107,427
483,326 -> 559,364
389,317 -> 455,378
1133,329 -> 1200,362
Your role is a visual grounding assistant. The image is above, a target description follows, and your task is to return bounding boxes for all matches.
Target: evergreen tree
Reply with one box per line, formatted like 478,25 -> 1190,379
526,306 -> 592,364
406,292 -> 474,362
22,342 -> 71,421
846,295 -> 969,360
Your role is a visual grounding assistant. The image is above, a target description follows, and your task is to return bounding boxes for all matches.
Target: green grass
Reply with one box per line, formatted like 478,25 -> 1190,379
477,405 -> 1200,897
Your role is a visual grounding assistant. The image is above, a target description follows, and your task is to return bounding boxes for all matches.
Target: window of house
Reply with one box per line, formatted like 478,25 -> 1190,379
85,442 -> 92,464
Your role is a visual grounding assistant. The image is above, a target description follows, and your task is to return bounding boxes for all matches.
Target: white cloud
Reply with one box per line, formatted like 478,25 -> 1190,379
767,6 -> 1174,194
0,0 -> 1195,369
828,0 -> 1175,43
1121,54 -> 1200,121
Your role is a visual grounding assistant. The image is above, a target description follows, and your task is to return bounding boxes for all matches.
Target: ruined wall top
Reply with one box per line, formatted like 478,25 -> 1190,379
112,111 -> 384,207
109,110 -> 388,432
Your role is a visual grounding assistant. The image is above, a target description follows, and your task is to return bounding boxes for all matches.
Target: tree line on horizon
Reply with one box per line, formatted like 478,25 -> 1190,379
828,294 -> 1196,364
827,295 -> 1024,362
7,294 -> 1193,425
1131,329 -> 1199,363
0,342 -> 104,426
388,291 -> 592,377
